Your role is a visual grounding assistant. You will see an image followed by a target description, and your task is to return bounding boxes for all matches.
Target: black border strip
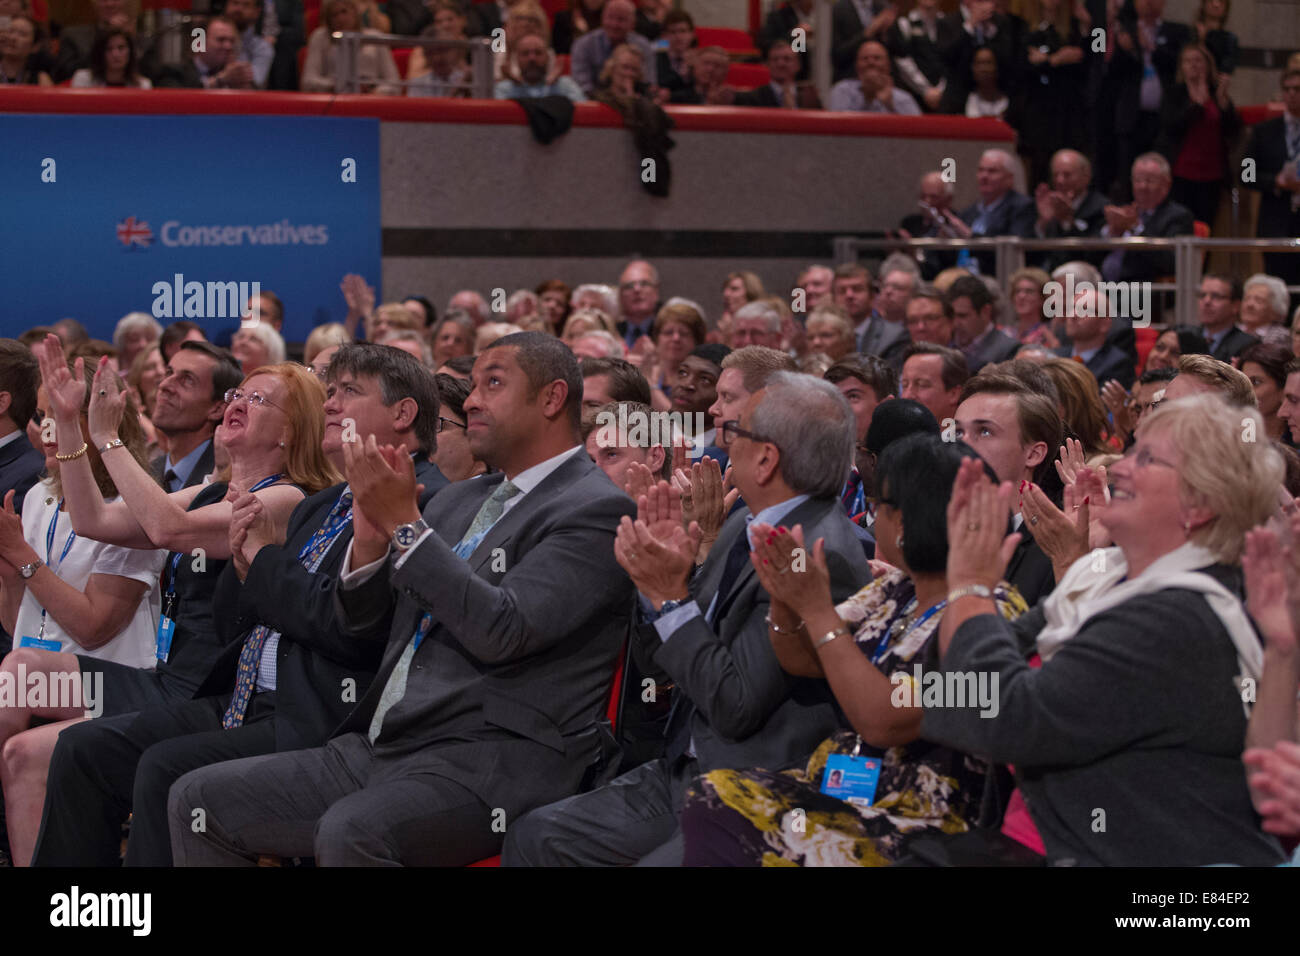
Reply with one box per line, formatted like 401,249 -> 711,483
382,228 -> 887,258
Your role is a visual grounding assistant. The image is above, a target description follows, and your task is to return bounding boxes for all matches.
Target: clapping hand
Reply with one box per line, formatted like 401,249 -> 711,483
1020,480 -> 1090,580
614,486 -> 700,609
34,335 -> 86,426
751,523 -> 831,622
88,356 -> 128,447
946,458 -> 1020,591
228,484 -> 286,582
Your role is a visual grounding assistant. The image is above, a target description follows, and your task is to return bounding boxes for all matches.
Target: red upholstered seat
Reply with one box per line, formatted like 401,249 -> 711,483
726,63 -> 769,89
696,26 -> 756,52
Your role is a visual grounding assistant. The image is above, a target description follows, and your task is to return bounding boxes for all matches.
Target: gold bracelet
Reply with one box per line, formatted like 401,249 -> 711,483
814,624 -> 851,649
99,439 -> 125,454
54,442 -> 88,462
765,614 -> 804,635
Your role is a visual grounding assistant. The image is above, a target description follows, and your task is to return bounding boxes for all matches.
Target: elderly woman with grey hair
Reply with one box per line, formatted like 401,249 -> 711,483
112,313 -> 163,376
570,283 -> 619,320
1241,274 -> 1293,348
930,392 -> 1288,866
230,323 -> 286,374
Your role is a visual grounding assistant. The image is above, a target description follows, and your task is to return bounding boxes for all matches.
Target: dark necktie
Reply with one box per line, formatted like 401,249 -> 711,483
164,469 -> 179,491
710,528 -> 754,626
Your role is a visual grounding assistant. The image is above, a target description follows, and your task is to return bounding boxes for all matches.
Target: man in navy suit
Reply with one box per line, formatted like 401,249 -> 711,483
954,149 -> 1036,274
947,275 -> 1019,373
1030,149 -> 1111,271
0,341 -> 45,517
1099,152 -> 1194,284
1055,286 -> 1136,391
1241,69 -> 1300,292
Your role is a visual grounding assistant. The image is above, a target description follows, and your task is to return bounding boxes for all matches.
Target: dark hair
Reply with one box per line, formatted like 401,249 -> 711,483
1202,273 -> 1243,302
902,342 -> 970,391
177,340 -> 244,401
403,295 -> 437,327
0,339 -> 40,429
1139,366 -> 1179,385
434,372 -> 472,421
484,331 -> 583,433
874,433 -> 994,574
441,354 -> 477,377
18,327 -> 53,349
824,354 -> 897,401
1238,342 -> 1295,390
864,398 -> 940,456
257,290 -> 285,327
52,319 -> 90,347
327,343 -> 441,454
90,27 -> 140,83
579,356 -> 652,406
688,343 -> 731,368
161,321 -> 205,361
1172,327 -> 1209,356
947,275 -> 994,313
662,8 -> 694,30
833,262 -> 872,283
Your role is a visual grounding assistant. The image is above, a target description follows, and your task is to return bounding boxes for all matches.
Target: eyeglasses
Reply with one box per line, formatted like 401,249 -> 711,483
224,388 -> 284,412
437,416 -> 466,433
619,280 -> 656,291
722,420 -> 772,446
1123,445 -> 1178,470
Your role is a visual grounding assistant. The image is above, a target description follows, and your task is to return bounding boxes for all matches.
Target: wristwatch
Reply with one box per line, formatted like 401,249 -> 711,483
392,519 -> 430,553
18,559 -> 42,579
658,598 -> 687,615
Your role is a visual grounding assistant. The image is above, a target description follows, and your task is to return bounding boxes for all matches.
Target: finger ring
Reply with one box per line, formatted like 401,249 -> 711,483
967,523 -> 979,532
1029,515 -> 1039,525
98,389 -> 107,396
778,567 -> 790,575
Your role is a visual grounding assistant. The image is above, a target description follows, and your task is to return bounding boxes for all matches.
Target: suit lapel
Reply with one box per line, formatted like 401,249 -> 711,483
467,453 -> 592,573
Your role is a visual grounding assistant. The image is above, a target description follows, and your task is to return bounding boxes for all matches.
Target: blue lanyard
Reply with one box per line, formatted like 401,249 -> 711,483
164,473 -> 285,598
871,597 -> 948,666
36,501 -> 78,638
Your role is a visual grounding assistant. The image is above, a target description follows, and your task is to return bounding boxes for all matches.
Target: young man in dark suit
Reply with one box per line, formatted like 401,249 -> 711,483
1197,274 -> 1257,363
1055,287 -> 1137,391
947,275 -> 1019,374
168,333 -> 637,866
1241,69 -> 1300,292
0,340 -> 45,516
148,341 -> 243,492
503,372 -> 872,865
31,344 -> 449,866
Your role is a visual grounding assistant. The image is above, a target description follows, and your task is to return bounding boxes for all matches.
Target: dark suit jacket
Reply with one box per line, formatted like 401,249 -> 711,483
1005,531 -> 1054,609
1110,197 -> 1195,281
964,326 -> 1021,373
334,451 -> 636,820
757,3 -> 813,81
959,191 -> 1035,274
655,51 -> 692,100
650,494 -> 871,773
203,483 -> 381,751
1206,326 -> 1259,364
1055,342 -> 1135,390
154,61 -> 206,89
732,83 -> 822,109
857,315 -> 909,365
1242,117 -> 1300,242
149,440 -> 216,492
1107,18 -> 1192,135
0,433 -> 45,516
1033,189 -> 1110,270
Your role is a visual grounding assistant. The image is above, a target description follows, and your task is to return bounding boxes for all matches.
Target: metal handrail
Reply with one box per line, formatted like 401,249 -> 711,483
832,234 -> 1300,327
331,31 -> 495,98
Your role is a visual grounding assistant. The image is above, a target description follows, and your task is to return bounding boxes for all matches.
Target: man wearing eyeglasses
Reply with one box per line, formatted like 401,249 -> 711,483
616,260 -> 661,350
32,343 -> 449,866
150,341 -> 244,493
1195,274 -> 1257,364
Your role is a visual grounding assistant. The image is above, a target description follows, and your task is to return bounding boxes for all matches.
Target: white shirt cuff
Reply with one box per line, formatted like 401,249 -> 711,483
653,600 -> 702,643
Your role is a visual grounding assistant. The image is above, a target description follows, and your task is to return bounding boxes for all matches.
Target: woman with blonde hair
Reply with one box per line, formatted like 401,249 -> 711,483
301,0 -> 401,95
719,270 -> 766,339
303,323 -> 353,370
561,308 -> 618,344
934,393 -> 1288,865
1041,356 -> 1114,458
805,304 -> 856,362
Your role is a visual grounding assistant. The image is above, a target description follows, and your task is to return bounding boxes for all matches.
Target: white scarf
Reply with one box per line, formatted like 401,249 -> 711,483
1038,542 -> 1262,718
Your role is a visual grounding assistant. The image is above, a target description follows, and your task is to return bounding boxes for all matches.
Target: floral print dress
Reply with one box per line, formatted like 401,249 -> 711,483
680,568 -> 1027,867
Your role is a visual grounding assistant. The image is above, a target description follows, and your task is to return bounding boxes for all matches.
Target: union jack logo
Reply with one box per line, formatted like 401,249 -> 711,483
116,217 -> 152,248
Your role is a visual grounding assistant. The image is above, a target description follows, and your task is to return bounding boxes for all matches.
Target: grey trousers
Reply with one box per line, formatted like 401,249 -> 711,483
502,757 -> 697,867
168,731 -> 500,866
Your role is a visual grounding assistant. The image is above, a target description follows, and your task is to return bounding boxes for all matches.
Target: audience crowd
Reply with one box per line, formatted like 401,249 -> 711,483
1,231 -> 1299,869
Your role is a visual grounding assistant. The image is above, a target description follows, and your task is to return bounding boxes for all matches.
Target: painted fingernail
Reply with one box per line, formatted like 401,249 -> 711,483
1083,496 -> 1090,504
766,536 -> 774,545
762,558 -> 769,565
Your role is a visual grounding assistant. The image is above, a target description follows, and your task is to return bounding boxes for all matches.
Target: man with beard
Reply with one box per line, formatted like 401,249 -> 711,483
495,33 -> 586,103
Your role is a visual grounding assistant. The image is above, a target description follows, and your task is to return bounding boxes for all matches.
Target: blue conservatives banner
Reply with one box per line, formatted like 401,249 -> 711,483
0,115 -> 380,344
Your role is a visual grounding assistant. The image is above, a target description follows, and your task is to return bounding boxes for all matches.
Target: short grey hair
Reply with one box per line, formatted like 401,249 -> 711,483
749,371 -> 855,497
733,300 -> 782,333
113,312 -> 163,349
1133,151 -> 1172,179
237,322 -> 286,364
1052,260 -> 1102,287
982,148 -> 1018,178
571,283 -> 619,318
1052,148 -> 1092,182
378,329 -> 434,367
573,329 -> 626,358
1244,273 -> 1290,322
879,252 -> 921,280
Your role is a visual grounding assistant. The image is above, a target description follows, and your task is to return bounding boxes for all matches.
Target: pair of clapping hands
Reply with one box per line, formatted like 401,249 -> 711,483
228,436 -> 423,581
1012,437 -> 1111,582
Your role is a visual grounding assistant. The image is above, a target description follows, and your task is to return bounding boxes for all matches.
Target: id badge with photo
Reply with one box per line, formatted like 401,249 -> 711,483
821,753 -> 882,808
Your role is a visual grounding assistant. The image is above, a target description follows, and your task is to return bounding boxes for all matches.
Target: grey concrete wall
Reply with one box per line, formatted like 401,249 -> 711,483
379,117 -> 1011,319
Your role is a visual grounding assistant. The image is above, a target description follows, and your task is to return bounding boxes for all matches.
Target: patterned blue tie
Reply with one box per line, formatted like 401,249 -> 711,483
223,490 -> 353,728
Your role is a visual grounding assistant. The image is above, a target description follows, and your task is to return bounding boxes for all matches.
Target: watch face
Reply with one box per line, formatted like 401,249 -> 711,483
395,525 -> 418,548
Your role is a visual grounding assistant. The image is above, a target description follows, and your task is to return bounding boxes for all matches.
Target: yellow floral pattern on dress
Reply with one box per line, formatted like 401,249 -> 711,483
682,569 -> 1027,866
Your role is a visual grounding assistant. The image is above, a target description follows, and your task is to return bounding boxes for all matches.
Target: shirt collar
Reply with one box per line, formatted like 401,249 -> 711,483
745,494 -> 811,550
506,444 -> 586,494
0,429 -> 22,451
165,438 -> 212,488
